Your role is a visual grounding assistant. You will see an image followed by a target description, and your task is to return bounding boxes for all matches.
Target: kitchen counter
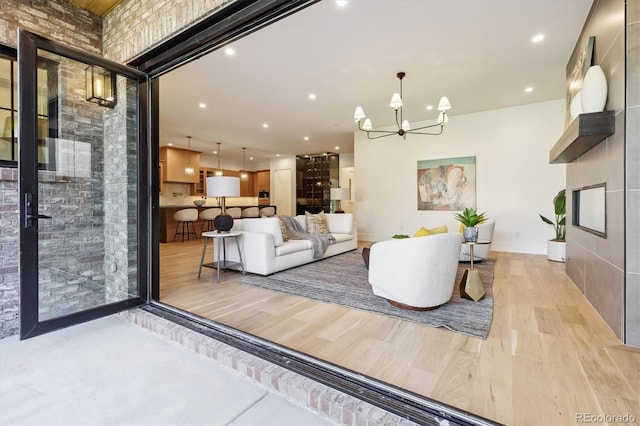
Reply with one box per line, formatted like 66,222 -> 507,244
159,205 -> 276,243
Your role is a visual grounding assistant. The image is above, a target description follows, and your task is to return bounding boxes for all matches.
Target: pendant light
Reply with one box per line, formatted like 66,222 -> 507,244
184,136 -> 195,176
240,148 -> 248,181
215,142 -> 223,176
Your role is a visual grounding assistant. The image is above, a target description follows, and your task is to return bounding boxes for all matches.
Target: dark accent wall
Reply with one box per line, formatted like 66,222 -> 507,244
565,0 -> 639,346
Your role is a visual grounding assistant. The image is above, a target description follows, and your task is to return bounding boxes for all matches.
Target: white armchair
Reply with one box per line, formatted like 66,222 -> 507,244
450,219 -> 495,261
368,233 -> 463,310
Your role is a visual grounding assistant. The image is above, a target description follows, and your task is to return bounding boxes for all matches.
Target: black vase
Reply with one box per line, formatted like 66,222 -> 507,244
214,214 -> 234,233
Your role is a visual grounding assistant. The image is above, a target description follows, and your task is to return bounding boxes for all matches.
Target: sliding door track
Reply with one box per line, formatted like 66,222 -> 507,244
143,303 -> 499,426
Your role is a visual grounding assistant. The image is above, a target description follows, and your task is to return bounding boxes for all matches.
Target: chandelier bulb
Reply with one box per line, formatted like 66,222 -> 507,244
437,96 -> 451,111
389,93 -> 403,109
362,118 -> 373,131
401,120 -> 411,131
354,106 -> 365,121
437,111 -> 449,124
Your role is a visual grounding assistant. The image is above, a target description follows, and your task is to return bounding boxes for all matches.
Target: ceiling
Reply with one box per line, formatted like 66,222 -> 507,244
102,0 -> 594,168
69,0 -> 122,17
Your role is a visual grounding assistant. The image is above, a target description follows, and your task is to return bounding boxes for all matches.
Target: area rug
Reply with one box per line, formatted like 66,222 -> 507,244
239,250 -> 494,339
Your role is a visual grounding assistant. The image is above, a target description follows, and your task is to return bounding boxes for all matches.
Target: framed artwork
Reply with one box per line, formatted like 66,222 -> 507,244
417,156 -> 476,211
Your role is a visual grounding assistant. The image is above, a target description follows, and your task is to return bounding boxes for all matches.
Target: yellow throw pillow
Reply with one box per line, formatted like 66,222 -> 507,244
414,224 -> 448,237
305,211 -> 329,234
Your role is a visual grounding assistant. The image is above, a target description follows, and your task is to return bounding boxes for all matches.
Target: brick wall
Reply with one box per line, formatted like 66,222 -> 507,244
0,168 -> 19,337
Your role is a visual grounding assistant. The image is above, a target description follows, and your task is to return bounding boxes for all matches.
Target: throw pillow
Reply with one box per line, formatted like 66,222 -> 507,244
414,224 -> 448,237
277,216 -> 289,242
305,211 -> 329,234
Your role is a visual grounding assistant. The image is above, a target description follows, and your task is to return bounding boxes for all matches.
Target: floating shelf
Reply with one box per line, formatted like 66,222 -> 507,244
549,111 -> 615,164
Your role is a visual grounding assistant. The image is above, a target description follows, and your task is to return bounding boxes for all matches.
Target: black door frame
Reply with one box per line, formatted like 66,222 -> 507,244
18,29 -> 150,339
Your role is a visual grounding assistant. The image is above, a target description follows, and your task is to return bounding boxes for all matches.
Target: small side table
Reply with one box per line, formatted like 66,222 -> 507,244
459,240 -> 491,302
198,231 -> 245,282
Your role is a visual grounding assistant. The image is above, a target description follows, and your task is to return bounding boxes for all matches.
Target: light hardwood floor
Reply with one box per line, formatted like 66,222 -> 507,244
160,239 -> 639,425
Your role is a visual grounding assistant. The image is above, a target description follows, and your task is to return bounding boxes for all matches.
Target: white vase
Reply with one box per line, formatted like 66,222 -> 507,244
581,65 -> 607,113
547,240 -> 566,262
570,91 -> 583,119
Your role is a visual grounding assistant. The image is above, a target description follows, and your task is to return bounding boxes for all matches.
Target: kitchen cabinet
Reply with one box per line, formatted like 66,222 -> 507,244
194,168 -> 256,196
159,146 -> 200,183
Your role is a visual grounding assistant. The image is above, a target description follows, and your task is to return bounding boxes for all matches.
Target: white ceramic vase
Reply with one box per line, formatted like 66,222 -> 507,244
581,65 -> 608,113
570,91 -> 583,119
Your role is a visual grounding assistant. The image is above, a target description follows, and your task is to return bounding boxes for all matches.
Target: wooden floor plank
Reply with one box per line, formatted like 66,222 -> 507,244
159,239 -> 640,425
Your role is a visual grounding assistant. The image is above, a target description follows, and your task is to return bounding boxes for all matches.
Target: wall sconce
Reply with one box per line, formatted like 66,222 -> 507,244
85,65 -> 116,108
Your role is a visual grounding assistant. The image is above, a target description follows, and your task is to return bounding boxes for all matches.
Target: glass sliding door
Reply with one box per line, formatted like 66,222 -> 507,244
19,30 -> 150,339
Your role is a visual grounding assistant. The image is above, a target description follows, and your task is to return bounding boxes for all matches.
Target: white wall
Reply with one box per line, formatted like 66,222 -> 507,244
270,156 -> 297,215
355,99 -> 566,254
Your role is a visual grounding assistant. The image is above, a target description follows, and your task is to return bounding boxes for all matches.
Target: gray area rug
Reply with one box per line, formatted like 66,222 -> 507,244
239,250 -> 494,339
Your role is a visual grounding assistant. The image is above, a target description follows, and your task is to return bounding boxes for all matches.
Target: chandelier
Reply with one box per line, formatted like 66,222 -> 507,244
353,72 -> 451,140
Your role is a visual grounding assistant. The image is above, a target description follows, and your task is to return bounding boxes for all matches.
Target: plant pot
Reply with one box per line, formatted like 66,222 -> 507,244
463,226 -> 479,242
547,240 -> 566,262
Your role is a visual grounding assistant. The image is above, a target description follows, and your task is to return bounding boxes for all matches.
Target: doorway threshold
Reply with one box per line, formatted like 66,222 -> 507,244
122,304 -> 498,426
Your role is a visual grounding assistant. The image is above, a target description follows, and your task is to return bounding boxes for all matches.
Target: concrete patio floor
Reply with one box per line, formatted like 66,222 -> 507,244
0,314 -> 334,425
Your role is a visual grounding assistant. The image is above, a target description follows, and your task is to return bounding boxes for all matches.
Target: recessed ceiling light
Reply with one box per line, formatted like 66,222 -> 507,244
225,47 -> 235,56
335,146 -> 340,150
276,154 -> 280,157
168,143 -> 173,146
336,0 -> 348,7
531,34 -> 545,43
249,157 -> 254,160
304,136 -> 309,141
525,87 -> 534,93
198,102 -> 206,108
308,93 -> 316,100
426,105 -> 433,110
212,150 -> 217,154
262,123 -> 269,128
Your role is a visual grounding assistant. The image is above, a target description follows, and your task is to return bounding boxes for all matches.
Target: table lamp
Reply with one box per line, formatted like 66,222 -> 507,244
206,176 -> 240,232
330,187 -> 350,213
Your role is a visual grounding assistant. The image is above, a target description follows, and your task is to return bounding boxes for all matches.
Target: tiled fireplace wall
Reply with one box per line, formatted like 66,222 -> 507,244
565,0 -> 640,346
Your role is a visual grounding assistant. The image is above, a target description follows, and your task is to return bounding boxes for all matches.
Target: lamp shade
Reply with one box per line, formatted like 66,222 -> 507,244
437,96 -> 451,111
330,187 -> 350,201
389,93 -> 403,109
206,176 -> 240,197
353,106 -> 365,121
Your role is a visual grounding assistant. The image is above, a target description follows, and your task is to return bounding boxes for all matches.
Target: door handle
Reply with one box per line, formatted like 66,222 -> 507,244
27,214 -> 52,220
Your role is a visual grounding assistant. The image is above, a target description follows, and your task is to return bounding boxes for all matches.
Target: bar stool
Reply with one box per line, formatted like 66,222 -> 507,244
173,208 -> 198,242
259,206 -> 275,217
199,207 -> 221,233
226,207 -> 242,219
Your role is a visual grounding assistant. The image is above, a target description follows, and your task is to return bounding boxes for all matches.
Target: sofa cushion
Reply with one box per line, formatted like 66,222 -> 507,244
414,224 -> 448,237
332,233 -> 353,243
305,211 -> 329,234
324,213 -> 353,234
240,217 -> 284,247
277,216 -> 289,242
275,240 -> 313,256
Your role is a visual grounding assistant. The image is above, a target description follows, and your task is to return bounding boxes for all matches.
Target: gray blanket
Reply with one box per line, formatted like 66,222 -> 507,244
279,215 -> 335,259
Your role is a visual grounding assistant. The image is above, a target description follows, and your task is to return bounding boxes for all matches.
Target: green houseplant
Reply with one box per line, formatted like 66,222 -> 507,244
539,189 -> 566,262
454,207 -> 488,242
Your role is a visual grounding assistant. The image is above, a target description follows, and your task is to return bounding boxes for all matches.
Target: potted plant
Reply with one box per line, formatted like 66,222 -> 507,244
539,189 -> 566,262
454,207 -> 488,242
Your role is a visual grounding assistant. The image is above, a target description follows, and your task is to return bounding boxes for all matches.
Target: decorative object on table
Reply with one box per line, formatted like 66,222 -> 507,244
353,72 -> 451,140
206,176 -> 240,232
417,156 -> 476,211
193,196 -> 206,207
581,65 -> 608,113
240,250 -> 495,339
459,240 -> 491,302
539,189 -> 566,262
454,207 -> 489,242
330,187 -> 350,213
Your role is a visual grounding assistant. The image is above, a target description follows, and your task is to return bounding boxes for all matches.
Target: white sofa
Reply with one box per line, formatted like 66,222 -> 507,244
369,233 -> 463,309
225,214 -> 357,275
